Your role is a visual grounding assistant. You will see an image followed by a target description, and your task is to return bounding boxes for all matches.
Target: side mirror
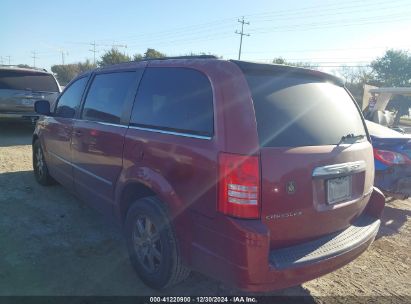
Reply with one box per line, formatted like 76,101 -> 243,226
34,100 -> 51,116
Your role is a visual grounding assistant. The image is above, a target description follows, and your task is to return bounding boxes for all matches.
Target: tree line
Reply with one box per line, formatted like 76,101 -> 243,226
51,48 -> 166,85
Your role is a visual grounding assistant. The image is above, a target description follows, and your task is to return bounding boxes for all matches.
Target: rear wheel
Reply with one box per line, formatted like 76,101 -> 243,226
33,140 -> 54,186
125,196 -> 190,289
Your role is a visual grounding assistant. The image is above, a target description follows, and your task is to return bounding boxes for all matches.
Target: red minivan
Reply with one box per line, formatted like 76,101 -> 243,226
32,56 -> 385,291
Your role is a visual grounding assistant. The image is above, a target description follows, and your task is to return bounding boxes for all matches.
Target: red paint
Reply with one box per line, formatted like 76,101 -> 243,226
34,58 -> 384,291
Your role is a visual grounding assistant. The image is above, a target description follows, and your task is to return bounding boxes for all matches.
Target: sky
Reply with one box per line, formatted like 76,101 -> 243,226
1,0 -> 411,74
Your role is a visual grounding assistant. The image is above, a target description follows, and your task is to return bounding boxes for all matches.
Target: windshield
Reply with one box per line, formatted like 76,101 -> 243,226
243,72 -> 366,147
0,70 -> 59,92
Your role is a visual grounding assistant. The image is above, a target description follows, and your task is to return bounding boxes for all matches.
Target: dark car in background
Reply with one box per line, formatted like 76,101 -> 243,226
0,66 -> 61,122
366,120 -> 411,199
32,57 -> 384,291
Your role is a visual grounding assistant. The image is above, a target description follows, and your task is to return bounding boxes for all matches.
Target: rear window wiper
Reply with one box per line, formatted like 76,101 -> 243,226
338,133 -> 366,145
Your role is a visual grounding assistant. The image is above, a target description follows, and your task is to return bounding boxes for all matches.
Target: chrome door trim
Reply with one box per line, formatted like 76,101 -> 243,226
73,119 -> 128,129
129,125 -> 212,140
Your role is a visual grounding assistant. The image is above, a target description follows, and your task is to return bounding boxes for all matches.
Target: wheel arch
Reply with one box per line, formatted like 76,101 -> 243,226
117,181 -> 156,223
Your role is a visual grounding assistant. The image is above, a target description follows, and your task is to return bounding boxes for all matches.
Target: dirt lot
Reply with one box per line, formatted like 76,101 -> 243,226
0,122 -> 410,299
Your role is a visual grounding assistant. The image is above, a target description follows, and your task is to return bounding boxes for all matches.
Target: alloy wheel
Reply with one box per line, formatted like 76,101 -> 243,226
132,215 -> 162,274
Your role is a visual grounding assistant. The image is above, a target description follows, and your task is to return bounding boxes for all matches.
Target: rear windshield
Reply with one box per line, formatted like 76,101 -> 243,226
243,71 -> 366,147
0,70 -> 59,92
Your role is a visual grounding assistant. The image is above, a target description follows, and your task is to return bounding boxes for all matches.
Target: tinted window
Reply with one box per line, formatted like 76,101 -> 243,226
82,72 -> 136,124
131,68 -> 213,136
55,77 -> 88,118
0,70 -> 59,92
243,72 -> 366,147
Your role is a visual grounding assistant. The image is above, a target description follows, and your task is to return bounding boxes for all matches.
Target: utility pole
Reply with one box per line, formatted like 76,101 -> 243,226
89,41 -> 97,65
60,50 -> 68,65
235,17 -> 250,60
6,56 -> 11,65
31,51 -> 37,67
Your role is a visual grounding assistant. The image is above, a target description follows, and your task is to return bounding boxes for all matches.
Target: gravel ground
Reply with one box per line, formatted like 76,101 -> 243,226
0,122 -> 409,300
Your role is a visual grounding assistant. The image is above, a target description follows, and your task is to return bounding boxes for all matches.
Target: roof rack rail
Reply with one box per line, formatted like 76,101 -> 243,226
0,64 -> 48,72
97,55 -> 220,70
135,55 -> 218,62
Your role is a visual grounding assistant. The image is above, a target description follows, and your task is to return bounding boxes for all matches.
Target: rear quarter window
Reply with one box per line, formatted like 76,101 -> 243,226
0,70 -> 59,92
243,72 -> 366,147
130,67 -> 214,137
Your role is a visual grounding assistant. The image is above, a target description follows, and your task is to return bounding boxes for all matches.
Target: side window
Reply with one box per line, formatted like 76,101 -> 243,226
55,77 -> 88,118
130,68 -> 214,136
82,72 -> 136,124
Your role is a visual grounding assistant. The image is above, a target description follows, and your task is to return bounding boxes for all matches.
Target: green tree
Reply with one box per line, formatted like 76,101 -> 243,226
272,57 -> 314,68
51,64 -> 79,85
133,53 -> 144,61
371,49 -> 411,86
272,57 -> 287,65
337,65 -> 375,106
17,64 -> 33,69
370,50 -> 411,124
98,48 -> 131,67
78,59 -> 96,73
144,48 -> 166,59
133,48 -> 166,61
51,60 -> 97,85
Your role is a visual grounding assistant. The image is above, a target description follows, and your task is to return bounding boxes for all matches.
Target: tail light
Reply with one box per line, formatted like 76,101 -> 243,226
218,153 -> 260,219
373,148 -> 411,165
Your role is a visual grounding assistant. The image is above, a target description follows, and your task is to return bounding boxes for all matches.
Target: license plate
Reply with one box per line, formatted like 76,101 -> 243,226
327,176 -> 352,204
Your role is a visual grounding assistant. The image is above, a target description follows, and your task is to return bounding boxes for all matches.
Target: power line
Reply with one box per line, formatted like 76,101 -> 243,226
238,45 -> 411,55
89,41 -> 127,65
244,0 -> 410,20
235,17 -> 250,60
251,14 -> 409,34
87,0 -> 406,44
58,2 -> 409,53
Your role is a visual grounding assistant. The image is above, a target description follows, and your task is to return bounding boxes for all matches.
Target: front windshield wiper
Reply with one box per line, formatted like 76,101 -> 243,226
338,133 -> 366,145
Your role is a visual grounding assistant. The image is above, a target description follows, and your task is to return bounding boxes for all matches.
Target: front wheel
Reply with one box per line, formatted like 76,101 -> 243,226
125,196 -> 190,289
33,140 -> 54,186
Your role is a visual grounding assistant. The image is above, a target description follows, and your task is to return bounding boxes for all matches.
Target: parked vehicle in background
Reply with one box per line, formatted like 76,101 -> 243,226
32,57 -> 385,292
362,86 -> 411,133
366,120 -> 411,199
0,66 -> 61,122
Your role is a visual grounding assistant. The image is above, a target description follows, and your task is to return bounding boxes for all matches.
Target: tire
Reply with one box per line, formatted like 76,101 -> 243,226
33,140 -> 54,186
125,196 -> 190,289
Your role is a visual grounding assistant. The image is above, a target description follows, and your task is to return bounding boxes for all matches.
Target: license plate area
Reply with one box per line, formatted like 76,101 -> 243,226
327,175 -> 352,204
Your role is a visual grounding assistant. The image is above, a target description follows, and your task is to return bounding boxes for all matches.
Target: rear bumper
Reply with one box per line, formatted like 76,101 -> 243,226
269,215 -> 379,270
375,166 -> 411,197
189,187 -> 384,292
